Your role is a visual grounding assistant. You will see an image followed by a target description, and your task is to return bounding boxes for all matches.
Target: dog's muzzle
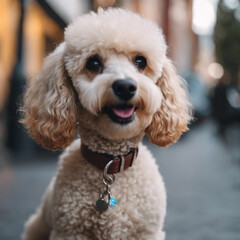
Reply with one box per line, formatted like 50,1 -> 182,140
103,79 -> 137,125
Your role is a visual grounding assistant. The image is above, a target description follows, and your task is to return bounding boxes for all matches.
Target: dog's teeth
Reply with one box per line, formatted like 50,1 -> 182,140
113,107 -> 134,118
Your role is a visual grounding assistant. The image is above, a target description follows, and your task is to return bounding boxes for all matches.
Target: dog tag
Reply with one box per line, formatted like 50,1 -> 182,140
96,198 -> 108,212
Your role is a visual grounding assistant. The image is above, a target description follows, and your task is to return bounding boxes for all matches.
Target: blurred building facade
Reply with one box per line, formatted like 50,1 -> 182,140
0,0 -> 199,111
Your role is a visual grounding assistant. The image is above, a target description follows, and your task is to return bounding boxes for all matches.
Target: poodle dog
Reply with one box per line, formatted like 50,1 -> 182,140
21,4 -> 191,240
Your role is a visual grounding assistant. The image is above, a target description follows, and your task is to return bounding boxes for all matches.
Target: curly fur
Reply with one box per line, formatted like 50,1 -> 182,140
21,7 -> 191,240
145,59 -> 191,147
21,44 -> 77,150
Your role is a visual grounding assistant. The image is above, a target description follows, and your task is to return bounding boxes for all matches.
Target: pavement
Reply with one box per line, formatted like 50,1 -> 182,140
0,119 -> 240,240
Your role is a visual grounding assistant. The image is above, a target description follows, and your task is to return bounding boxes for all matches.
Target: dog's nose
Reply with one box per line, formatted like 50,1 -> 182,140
112,79 -> 137,101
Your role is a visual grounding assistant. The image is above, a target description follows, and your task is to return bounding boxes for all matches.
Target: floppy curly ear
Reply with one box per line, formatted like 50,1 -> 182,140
20,43 -> 77,150
145,59 -> 192,147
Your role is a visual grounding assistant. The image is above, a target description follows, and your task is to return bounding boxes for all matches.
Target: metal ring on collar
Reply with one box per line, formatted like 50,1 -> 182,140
103,160 -> 115,184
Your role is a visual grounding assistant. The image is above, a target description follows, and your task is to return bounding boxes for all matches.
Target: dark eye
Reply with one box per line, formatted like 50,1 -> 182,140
86,56 -> 103,73
135,55 -> 147,70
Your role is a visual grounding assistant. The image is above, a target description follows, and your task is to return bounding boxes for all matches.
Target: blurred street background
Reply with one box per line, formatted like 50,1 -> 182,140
0,0 -> 240,239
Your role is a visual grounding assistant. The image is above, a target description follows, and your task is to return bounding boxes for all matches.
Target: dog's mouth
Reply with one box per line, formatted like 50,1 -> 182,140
103,104 -> 136,124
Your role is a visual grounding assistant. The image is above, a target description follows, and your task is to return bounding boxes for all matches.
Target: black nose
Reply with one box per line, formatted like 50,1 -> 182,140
112,79 -> 137,101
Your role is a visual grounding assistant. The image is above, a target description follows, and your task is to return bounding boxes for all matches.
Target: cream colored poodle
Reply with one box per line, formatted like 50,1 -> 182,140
21,6 -> 191,240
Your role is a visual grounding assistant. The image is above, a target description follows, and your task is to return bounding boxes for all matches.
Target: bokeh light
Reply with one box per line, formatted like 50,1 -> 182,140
208,62 -> 224,79
192,0 -> 216,35
223,0 -> 239,10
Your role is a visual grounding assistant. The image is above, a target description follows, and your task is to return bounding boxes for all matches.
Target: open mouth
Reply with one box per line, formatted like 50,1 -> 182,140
103,104 -> 136,124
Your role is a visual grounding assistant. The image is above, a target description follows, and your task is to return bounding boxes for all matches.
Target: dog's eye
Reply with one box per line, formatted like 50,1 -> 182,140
86,56 -> 103,73
135,56 -> 147,70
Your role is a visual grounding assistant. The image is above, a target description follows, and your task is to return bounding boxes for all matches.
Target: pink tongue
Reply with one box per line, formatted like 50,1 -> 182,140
113,107 -> 134,118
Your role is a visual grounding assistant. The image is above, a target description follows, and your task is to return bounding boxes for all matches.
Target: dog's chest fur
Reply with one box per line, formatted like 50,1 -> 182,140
49,140 -> 166,239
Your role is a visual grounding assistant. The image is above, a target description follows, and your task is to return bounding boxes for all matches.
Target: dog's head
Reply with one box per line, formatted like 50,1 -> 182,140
21,8 -> 191,150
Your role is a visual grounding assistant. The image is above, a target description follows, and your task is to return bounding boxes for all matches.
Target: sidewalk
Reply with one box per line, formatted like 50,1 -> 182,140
0,120 -> 240,240
148,120 -> 240,240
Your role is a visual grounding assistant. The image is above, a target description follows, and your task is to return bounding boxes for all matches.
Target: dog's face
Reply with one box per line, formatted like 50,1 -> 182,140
21,8 -> 191,150
66,50 -> 162,141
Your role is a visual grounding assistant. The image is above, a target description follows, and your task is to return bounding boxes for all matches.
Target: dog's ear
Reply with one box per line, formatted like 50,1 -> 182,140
20,43 -> 77,151
145,59 -> 192,147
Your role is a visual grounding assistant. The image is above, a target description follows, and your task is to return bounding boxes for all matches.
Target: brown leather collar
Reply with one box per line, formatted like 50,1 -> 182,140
81,144 -> 138,174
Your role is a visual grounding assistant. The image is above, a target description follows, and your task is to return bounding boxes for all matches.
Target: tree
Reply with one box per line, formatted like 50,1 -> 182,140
214,0 -> 240,88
